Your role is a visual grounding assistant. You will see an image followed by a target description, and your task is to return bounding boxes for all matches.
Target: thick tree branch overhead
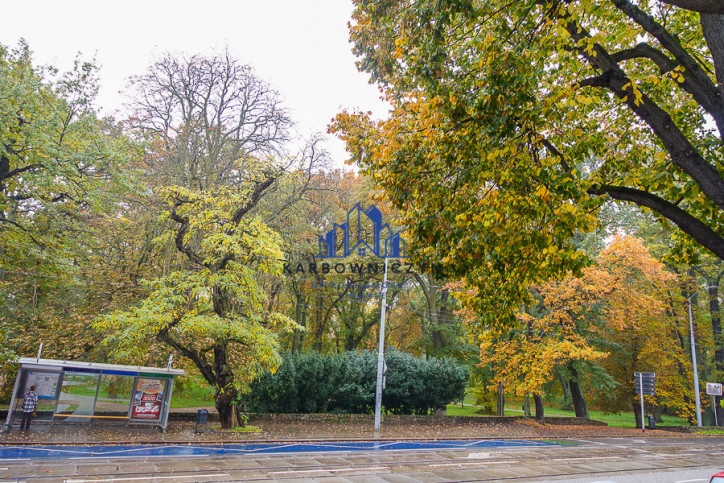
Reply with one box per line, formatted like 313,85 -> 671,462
563,18 -> 724,210
589,185 -> 724,259
611,43 -> 677,73
611,0 -> 724,135
660,0 -> 724,14
701,13 -> 724,98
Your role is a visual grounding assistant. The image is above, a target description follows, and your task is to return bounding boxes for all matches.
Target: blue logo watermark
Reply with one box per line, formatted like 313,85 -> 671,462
318,203 -> 406,259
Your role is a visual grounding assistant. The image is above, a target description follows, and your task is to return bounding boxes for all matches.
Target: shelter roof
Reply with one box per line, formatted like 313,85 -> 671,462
17,357 -> 186,376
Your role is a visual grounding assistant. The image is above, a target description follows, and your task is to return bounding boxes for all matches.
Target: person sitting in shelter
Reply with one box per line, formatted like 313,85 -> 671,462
20,385 -> 38,430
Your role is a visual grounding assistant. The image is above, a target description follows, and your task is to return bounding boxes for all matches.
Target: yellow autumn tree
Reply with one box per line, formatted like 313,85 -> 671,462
471,264 -> 609,419
465,235 -> 694,422
591,236 -> 696,424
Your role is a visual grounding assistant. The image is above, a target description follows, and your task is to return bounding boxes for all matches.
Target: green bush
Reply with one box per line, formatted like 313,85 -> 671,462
332,350 -> 376,413
243,350 -> 468,415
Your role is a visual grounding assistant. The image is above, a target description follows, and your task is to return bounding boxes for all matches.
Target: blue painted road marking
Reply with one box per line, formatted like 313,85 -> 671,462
0,439 -> 561,460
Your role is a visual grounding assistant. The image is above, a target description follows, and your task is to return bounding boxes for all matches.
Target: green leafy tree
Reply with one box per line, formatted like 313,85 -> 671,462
96,167 -> 297,427
333,0 -> 724,327
0,41 -> 139,364
0,41 -> 136,271
96,50 -> 301,428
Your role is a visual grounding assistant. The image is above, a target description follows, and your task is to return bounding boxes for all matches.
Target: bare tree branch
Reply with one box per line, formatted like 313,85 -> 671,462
128,51 -> 293,190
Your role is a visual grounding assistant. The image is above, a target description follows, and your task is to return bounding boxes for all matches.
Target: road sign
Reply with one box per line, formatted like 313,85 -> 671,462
634,372 -> 655,396
706,382 -> 723,396
634,372 -> 656,433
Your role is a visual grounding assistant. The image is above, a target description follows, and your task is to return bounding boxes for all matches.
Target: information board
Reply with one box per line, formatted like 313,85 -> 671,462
24,371 -> 60,399
706,382 -> 723,396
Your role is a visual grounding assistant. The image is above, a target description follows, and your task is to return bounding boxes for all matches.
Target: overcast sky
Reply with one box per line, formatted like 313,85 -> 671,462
2,0 -> 387,167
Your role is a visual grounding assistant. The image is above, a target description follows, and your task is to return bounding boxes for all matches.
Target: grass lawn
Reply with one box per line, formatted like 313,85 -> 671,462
170,380 -> 214,408
168,381 -> 691,428
693,428 -> 724,435
445,401 -> 689,427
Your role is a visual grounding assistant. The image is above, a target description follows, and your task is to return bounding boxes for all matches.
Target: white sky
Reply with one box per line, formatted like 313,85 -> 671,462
2,0 -> 388,167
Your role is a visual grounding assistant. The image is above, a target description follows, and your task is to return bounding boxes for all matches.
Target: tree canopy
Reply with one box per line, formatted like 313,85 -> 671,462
0,41 -> 139,365
95,51 -> 299,428
333,0 -> 724,326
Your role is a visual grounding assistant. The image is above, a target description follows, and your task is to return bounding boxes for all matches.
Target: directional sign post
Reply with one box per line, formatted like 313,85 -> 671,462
706,382 -> 722,427
634,372 -> 655,432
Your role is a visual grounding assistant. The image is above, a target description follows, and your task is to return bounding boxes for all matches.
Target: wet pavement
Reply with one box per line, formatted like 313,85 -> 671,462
0,414 -> 719,482
0,436 -> 721,482
0,439 -> 561,460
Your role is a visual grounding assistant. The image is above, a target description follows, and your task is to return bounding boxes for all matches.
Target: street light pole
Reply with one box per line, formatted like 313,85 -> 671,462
374,256 -> 389,434
687,296 -> 703,427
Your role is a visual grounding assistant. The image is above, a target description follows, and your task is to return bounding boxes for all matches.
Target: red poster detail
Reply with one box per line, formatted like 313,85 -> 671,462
131,378 -> 164,421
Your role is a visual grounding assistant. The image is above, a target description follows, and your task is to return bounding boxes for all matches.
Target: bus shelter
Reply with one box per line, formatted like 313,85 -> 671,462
4,358 -> 185,431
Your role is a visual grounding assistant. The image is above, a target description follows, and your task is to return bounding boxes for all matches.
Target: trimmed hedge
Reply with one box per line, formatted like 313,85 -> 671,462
243,350 -> 468,415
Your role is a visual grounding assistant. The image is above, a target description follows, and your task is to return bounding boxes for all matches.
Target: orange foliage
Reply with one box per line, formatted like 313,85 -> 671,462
464,235 -> 695,417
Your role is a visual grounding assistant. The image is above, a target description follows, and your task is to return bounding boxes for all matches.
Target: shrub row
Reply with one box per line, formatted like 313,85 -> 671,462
242,350 -> 468,415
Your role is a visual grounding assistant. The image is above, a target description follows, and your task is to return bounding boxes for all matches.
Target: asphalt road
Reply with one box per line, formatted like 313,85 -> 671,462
0,436 -> 722,482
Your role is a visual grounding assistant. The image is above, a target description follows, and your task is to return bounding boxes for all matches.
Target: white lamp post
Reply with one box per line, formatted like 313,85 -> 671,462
374,257 -> 389,434
687,286 -> 716,427
687,294 -> 703,427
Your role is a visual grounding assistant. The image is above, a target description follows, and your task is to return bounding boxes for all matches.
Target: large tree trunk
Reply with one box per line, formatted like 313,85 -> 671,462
215,391 -> 237,429
632,398 -> 643,429
497,382 -> 505,417
569,365 -> 589,418
705,272 -> 723,372
212,344 -> 238,429
653,403 -> 663,424
291,289 -> 307,353
534,393 -> 544,422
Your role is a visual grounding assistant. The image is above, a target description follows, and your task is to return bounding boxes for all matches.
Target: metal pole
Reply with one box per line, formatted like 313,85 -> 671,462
688,297 -> 703,427
374,257 -> 389,433
639,372 -> 645,433
713,395 -> 719,427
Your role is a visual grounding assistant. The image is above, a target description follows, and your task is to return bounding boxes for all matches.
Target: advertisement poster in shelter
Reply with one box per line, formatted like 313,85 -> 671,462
130,378 -> 165,420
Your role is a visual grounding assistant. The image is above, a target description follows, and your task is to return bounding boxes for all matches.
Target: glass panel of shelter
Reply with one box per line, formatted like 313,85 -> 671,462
54,371 -> 101,422
94,373 -> 134,421
7,363 -> 179,430
11,370 -> 62,423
